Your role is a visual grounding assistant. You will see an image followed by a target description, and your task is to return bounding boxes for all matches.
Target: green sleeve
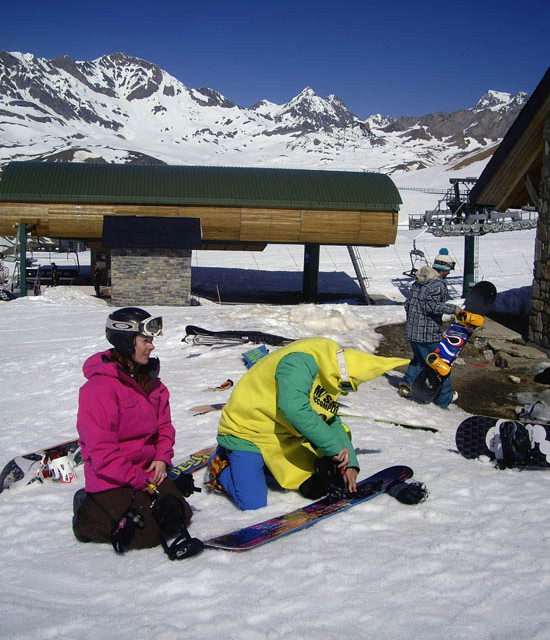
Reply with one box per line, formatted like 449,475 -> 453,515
326,413 -> 359,469
275,353 -> 359,469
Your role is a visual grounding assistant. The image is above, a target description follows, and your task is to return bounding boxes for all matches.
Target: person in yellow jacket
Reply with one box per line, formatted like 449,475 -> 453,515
206,337 -> 409,510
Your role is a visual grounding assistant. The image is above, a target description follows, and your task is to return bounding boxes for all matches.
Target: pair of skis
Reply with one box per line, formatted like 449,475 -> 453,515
188,402 -> 439,433
183,325 -> 293,347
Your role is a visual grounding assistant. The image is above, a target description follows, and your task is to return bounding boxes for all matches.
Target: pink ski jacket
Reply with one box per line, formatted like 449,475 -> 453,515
76,350 -> 175,493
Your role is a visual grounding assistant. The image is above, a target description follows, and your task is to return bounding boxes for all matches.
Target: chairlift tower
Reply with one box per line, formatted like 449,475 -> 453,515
408,177 -> 538,296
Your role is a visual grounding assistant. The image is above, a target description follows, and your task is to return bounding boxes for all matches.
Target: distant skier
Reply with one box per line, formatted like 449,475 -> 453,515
50,262 -> 59,287
92,265 -> 102,297
205,337 -> 409,510
399,248 -> 462,408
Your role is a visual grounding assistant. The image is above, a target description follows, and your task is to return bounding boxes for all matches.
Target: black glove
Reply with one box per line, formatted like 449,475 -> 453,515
111,508 -> 145,554
174,472 -> 201,497
387,481 -> 429,505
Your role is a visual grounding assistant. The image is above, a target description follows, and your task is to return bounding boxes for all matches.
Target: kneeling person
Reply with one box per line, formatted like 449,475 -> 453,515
73,307 -> 202,559
206,337 -> 409,510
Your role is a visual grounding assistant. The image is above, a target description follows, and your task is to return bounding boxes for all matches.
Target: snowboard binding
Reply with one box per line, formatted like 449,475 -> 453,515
111,507 -> 145,554
46,454 -> 77,483
456,310 -> 484,328
152,494 -> 204,560
299,457 -> 352,500
35,447 -> 79,484
497,420 -> 533,469
314,457 -> 350,499
426,352 -> 452,377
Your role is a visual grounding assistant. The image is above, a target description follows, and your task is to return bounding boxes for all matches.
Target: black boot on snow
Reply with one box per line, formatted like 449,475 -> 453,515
299,473 -> 330,500
111,508 -> 145,554
152,495 -> 204,560
299,458 -> 354,500
72,488 -> 91,543
314,457 -> 349,499
387,481 -> 429,505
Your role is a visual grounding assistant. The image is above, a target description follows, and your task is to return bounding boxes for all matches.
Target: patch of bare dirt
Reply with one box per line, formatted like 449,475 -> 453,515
375,322 -> 547,418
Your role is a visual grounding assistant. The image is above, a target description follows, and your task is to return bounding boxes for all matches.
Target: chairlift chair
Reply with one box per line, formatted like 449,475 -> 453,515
403,240 -> 428,278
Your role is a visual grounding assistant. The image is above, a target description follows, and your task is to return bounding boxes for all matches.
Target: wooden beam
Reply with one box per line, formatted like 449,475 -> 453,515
0,202 -> 398,247
524,173 -> 541,210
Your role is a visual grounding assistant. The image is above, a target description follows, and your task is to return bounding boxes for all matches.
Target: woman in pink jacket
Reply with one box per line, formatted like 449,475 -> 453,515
73,307 -> 202,560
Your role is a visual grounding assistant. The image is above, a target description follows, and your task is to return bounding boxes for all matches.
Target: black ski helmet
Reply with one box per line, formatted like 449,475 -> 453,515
105,307 -> 162,358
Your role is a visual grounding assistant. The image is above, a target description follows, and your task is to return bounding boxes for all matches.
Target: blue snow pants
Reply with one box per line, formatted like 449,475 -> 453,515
217,449 -> 282,510
403,340 -> 454,408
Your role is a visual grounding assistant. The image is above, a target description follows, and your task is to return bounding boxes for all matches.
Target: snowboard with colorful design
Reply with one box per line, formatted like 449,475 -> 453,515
455,415 -> 550,468
411,281 -> 497,404
168,446 -> 215,479
0,439 -> 214,494
204,465 -> 413,551
0,438 -> 82,494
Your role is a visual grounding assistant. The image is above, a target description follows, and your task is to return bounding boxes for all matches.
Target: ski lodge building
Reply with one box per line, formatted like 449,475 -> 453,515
0,163 -> 401,305
470,66 -> 550,349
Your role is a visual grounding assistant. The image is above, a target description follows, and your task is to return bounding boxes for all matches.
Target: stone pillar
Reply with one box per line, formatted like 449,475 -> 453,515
302,243 -> 320,302
528,117 -> 550,347
110,247 -> 192,307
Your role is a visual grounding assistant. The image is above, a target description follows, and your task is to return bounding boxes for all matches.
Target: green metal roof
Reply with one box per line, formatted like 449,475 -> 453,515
0,162 -> 401,211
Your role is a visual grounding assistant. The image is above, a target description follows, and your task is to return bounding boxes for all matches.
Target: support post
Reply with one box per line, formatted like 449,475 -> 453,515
18,222 -> 27,297
463,235 -> 476,297
302,243 -> 320,303
347,246 -> 372,304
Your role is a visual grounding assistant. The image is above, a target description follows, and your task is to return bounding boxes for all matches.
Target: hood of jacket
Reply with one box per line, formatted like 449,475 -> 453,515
415,265 -> 441,284
82,349 -> 160,385
343,350 -> 410,389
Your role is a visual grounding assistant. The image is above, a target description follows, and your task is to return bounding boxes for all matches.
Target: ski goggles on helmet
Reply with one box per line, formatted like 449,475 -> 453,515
106,315 -> 163,338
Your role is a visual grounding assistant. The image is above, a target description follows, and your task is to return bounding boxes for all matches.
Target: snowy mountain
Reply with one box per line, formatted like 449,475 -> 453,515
0,51 -> 528,173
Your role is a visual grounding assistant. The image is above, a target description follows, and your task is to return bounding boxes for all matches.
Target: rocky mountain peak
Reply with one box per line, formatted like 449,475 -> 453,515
192,87 -> 237,109
474,89 -> 528,113
275,86 -> 359,132
0,51 -> 531,174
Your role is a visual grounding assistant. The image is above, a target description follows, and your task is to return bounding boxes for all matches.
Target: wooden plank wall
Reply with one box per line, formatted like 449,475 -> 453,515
474,95 -> 550,210
0,202 -> 398,246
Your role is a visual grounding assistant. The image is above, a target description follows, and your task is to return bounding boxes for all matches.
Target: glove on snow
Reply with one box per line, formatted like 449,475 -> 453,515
387,481 -> 429,505
174,472 -> 201,497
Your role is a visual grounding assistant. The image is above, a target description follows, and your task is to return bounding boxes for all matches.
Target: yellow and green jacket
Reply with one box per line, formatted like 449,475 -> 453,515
218,338 -> 409,490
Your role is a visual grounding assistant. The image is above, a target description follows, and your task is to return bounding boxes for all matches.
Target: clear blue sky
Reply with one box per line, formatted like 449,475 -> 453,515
2,0 -> 549,118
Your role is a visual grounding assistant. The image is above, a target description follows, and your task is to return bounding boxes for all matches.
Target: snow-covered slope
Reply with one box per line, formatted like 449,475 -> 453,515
1,223 -> 546,640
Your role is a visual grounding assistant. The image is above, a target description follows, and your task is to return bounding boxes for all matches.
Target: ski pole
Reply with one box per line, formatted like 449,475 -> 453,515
339,414 -> 438,433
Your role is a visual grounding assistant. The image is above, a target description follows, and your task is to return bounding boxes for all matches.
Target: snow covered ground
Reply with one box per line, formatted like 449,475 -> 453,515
2,167 -> 550,639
